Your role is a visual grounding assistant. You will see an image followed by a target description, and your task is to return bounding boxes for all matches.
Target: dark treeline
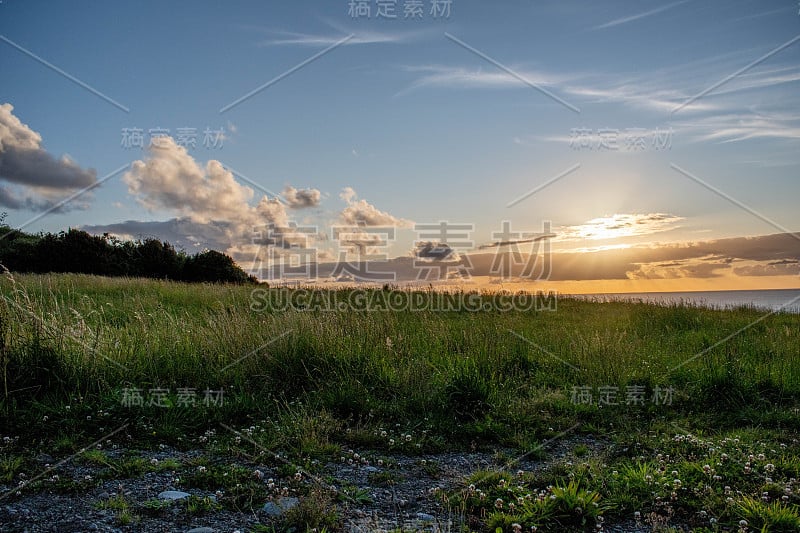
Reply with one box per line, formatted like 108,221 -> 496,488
0,224 -> 257,284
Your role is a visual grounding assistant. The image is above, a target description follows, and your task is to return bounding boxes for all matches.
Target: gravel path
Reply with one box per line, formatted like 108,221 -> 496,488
0,438 -> 665,532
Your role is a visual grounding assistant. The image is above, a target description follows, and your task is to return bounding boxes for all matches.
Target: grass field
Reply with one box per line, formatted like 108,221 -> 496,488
1,273 -> 799,531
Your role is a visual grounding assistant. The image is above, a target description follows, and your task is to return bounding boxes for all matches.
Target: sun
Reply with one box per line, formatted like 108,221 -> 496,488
558,213 -> 684,243
571,215 -> 637,240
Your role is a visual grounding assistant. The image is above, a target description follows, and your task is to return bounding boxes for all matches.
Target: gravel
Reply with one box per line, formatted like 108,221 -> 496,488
0,436 -> 678,532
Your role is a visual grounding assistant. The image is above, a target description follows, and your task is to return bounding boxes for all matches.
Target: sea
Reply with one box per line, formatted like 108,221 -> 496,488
572,289 -> 800,313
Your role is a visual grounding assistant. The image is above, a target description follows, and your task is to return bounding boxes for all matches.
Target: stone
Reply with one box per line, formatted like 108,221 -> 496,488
262,496 -> 299,516
187,528 -> 215,533
416,512 -> 436,521
158,490 -> 191,500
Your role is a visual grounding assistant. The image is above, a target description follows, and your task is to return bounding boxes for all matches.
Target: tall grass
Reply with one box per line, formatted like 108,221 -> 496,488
1,272 -> 799,445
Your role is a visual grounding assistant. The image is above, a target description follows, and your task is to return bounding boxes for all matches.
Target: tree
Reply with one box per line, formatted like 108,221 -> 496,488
133,238 -> 184,279
181,249 -> 256,284
0,223 -> 255,284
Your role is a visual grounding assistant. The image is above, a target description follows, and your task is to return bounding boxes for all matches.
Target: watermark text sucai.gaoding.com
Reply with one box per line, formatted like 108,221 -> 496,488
250,287 -> 557,313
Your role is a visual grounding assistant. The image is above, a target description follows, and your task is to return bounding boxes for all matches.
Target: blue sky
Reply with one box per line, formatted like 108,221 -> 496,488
1,0 -> 799,291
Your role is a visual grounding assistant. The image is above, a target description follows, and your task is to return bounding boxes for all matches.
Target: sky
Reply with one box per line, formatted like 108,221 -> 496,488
1,0 -> 799,293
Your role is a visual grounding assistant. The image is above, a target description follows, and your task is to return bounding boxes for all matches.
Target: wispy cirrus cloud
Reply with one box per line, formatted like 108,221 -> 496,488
448,47 -> 800,146
258,29 -> 407,47
726,6 -> 796,25
256,16 -> 433,48
398,64 -> 718,114
679,112 -> 800,143
562,83 -> 715,113
565,50 -> 800,114
402,65 -> 529,88
396,64 -> 571,96
592,0 -> 691,30
700,64 -> 800,98
400,37 -> 799,119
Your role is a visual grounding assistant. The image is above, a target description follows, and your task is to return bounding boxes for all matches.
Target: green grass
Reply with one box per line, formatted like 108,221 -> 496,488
444,429 -> 800,530
0,272 -> 798,531
95,494 -> 140,525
